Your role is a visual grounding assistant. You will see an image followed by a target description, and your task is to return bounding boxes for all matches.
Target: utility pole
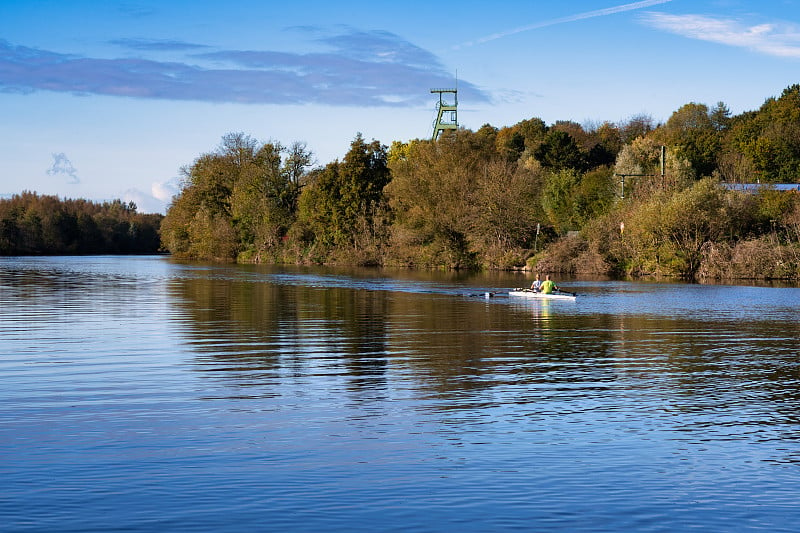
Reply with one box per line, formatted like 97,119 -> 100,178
615,145 -> 667,199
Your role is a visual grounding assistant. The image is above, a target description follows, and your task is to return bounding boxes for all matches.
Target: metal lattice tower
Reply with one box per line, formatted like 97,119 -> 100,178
430,88 -> 458,140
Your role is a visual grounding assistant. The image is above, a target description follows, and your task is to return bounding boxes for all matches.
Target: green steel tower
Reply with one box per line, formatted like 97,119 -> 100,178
430,88 -> 458,140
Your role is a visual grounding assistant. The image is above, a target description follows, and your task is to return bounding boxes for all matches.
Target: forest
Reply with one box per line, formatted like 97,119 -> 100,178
0,192 -> 163,255
158,84 -> 800,281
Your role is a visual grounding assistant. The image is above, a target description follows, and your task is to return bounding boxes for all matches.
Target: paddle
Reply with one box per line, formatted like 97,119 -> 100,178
468,291 -> 498,298
554,288 -> 578,297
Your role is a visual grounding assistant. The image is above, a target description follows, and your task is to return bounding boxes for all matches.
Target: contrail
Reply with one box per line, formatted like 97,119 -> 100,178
456,0 -> 673,48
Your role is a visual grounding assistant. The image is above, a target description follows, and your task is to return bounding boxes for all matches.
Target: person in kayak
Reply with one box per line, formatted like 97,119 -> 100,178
540,275 -> 559,294
530,273 -> 543,292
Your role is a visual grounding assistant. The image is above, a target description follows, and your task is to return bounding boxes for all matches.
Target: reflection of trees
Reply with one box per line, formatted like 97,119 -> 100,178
344,290 -> 390,390
169,277 -> 291,384
311,286 -> 389,394
169,266 -> 800,439
171,271 -> 627,406
168,274 -> 390,396
170,271 -> 627,407
385,294 -> 621,406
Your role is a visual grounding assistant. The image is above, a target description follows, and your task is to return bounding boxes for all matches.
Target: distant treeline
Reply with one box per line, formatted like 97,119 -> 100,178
0,192 -> 163,255
158,84 -> 800,280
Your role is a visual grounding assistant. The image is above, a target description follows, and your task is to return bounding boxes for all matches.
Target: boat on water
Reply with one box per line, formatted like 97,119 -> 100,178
508,288 -> 577,301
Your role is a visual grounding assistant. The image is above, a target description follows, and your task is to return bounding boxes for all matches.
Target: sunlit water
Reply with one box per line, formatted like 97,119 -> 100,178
1,256 -> 799,532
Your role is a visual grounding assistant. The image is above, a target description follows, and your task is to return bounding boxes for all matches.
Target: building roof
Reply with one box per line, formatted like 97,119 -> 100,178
721,183 -> 800,192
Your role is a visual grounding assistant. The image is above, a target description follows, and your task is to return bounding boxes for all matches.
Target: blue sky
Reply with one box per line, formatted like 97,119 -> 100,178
2,0 -> 799,213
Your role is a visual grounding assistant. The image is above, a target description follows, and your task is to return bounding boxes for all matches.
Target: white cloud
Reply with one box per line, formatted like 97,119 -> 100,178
122,188 -> 167,214
640,12 -> 800,58
151,179 -> 180,203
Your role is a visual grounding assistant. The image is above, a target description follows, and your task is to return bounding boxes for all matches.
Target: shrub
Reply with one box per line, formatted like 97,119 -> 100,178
698,238 -> 799,280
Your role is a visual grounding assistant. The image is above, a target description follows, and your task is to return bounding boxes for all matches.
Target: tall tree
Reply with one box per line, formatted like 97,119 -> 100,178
534,130 -> 585,171
161,132 -> 311,261
516,117 -> 549,154
387,129 -> 544,268
727,85 -> 800,182
296,134 -> 389,255
655,102 -> 721,178
620,114 -> 655,143
385,131 -> 483,268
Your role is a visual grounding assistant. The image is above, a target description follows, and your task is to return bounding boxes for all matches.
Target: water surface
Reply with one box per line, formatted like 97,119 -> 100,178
1,256 -> 799,531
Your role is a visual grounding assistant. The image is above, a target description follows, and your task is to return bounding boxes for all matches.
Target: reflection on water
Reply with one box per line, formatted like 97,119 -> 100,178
2,256 -> 800,532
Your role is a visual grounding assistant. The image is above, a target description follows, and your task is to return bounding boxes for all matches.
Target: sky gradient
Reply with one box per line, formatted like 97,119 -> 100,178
2,0 -> 799,213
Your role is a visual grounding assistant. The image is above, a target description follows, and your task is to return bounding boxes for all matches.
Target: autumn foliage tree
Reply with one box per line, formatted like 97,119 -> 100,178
0,192 -> 162,255
154,85 -> 800,279
161,133 -> 311,262
386,130 -> 544,268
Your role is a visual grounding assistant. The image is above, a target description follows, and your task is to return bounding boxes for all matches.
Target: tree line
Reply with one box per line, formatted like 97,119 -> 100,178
161,85 -> 800,280
0,192 -> 163,255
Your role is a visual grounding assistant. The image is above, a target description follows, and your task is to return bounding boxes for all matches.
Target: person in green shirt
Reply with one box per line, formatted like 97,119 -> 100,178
540,274 -> 558,294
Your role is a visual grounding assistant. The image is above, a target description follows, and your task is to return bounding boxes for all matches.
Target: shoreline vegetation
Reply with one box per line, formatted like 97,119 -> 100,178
7,85 -> 800,281
160,85 -> 800,282
0,192 -> 163,255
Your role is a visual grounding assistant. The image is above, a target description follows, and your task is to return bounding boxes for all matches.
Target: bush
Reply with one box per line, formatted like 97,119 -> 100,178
530,233 -> 611,274
699,238 -> 799,280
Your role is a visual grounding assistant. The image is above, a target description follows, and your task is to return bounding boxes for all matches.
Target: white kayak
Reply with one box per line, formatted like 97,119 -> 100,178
508,288 -> 576,301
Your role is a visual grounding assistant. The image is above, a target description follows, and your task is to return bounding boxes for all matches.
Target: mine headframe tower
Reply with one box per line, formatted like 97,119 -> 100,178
430,88 -> 458,140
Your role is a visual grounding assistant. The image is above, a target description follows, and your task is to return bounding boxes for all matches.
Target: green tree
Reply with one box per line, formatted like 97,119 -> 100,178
655,102 -> 722,178
385,131 -> 484,268
726,85 -> 800,182
161,132 -> 311,261
709,101 -> 732,131
495,128 -> 526,162
187,205 -> 238,261
625,179 -> 737,277
534,130 -> 585,171
541,168 -> 581,234
573,167 -> 617,226
295,134 -> 389,261
390,127 -> 549,268
516,117 -> 548,153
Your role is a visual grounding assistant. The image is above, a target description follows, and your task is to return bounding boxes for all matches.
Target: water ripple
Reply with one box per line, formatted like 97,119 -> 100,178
2,257 -> 800,532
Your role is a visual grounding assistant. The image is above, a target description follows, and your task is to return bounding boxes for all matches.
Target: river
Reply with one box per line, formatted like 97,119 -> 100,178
1,255 -> 799,532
